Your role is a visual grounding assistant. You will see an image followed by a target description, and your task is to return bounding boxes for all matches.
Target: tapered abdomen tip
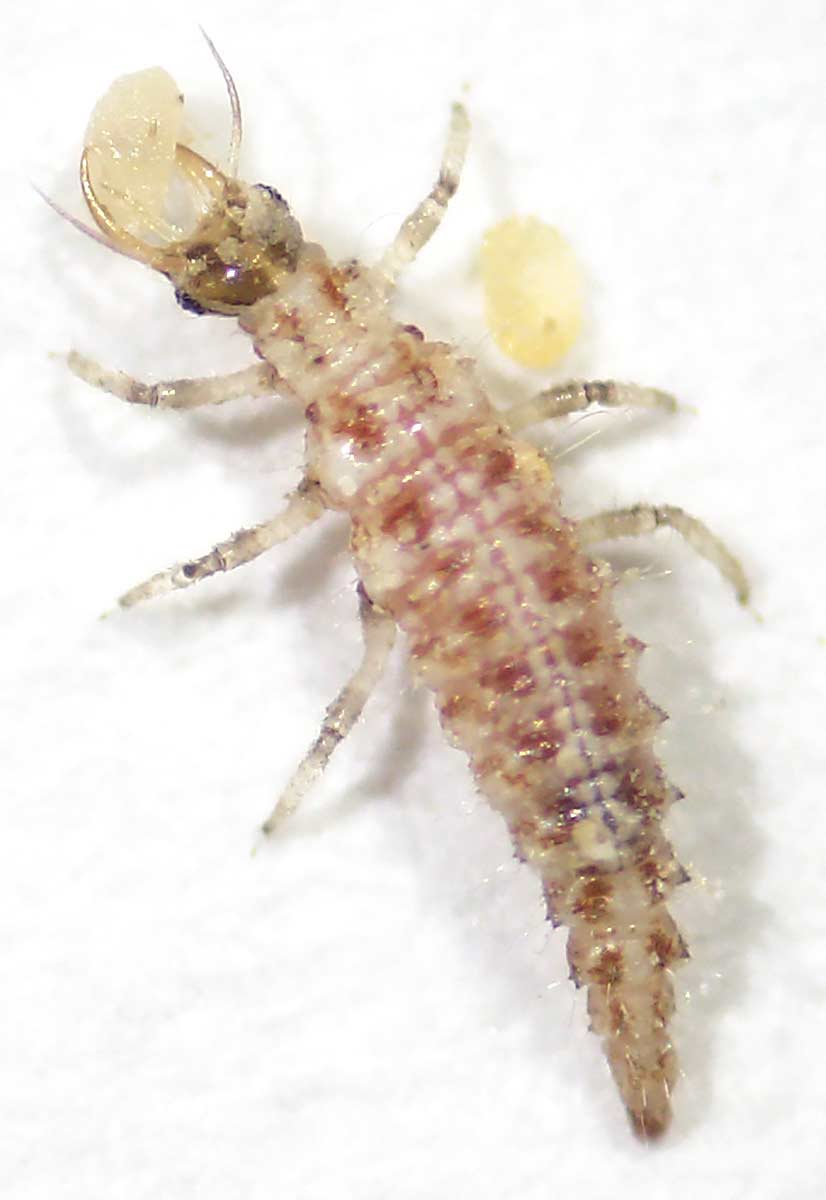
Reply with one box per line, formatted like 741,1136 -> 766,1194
605,1030 -> 677,1142
629,1099 -> 672,1142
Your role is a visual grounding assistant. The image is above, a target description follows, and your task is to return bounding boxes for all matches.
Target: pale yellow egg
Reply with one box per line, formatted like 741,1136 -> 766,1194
480,215 -> 584,369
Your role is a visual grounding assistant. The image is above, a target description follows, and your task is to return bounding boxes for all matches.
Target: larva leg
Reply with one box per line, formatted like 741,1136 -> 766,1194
260,586 -> 396,836
578,503 -> 749,604
374,102 -> 470,293
67,351 -> 279,410
118,480 -> 326,608
503,379 -> 677,433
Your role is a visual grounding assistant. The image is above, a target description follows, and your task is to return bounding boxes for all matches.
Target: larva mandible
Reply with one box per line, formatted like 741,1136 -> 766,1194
51,37 -> 748,1139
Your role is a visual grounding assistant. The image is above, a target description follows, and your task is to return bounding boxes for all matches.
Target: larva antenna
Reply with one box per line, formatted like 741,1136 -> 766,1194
199,27 -> 243,177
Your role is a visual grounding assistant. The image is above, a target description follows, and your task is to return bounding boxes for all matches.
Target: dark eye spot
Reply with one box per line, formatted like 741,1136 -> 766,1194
254,182 -> 286,205
174,288 -> 207,316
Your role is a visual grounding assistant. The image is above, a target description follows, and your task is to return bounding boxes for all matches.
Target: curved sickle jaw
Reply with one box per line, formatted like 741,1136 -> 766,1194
172,144 -> 229,206
79,148 -> 167,266
79,143 -> 230,267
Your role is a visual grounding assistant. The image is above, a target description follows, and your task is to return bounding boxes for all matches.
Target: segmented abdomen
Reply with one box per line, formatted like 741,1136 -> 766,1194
246,248 -> 689,1136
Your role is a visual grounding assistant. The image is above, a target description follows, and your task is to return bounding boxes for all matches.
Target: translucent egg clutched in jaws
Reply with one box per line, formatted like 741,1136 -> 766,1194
84,67 -> 188,243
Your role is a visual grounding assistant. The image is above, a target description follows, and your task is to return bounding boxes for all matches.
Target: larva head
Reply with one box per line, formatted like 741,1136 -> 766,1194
80,144 -> 304,316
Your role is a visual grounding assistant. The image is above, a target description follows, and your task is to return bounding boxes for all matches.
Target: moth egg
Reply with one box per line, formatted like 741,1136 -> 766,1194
481,215 -> 584,369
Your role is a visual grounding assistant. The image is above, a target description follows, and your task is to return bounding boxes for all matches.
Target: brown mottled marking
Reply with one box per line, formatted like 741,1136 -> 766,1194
458,597 -> 507,639
530,560 -> 583,605
563,616 -> 610,667
648,927 -> 684,970
507,503 -> 565,541
591,945 -> 625,987
441,691 -> 478,721
572,876 -> 615,922
319,268 -> 349,311
331,403 -> 388,453
614,759 -> 670,817
479,657 -> 536,696
512,722 -> 563,763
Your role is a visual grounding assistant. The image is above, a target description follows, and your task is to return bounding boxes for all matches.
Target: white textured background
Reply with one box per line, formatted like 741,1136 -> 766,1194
3,2 -> 825,1196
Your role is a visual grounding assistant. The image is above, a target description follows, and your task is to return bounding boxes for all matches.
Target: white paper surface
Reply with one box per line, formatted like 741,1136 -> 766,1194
3,2 -> 825,1196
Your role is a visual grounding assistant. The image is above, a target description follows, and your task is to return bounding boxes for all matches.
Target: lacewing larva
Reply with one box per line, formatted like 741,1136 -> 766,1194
48,39 -> 748,1138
